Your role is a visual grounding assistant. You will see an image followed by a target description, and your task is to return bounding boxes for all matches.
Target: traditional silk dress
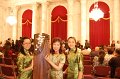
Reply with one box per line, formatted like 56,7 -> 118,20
49,53 -> 65,79
17,50 -> 33,79
67,48 -> 84,79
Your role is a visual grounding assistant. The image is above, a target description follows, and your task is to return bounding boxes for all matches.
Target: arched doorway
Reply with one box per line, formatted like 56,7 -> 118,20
89,1 -> 110,49
22,9 -> 32,38
51,5 -> 67,41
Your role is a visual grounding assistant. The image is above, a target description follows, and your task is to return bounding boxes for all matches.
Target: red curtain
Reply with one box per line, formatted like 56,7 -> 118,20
89,1 -> 110,49
22,9 -> 32,38
51,6 -> 67,41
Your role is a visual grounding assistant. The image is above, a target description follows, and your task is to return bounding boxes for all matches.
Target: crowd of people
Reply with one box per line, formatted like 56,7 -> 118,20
0,37 -> 120,79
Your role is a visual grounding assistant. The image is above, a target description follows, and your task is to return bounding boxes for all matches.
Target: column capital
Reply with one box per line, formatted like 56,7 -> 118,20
33,2 -> 39,7
41,1 -> 50,7
67,0 -> 74,5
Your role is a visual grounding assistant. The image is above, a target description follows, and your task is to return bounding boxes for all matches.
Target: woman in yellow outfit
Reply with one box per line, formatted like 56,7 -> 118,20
45,38 -> 65,79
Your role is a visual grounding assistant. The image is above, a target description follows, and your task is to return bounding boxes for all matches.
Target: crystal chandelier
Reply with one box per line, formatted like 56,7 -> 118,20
89,1 -> 104,21
6,15 -> 17,25
6,7 -> 17,25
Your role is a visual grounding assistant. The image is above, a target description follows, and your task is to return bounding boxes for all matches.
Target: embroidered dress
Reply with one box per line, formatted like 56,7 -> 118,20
49,53 -> 65,79
67,48 -> 83,79
17,50 -> 33,79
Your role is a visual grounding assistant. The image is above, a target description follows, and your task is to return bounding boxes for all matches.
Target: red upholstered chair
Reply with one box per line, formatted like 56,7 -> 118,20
83,60 -> 92,65
13,58 -> 17,66
83,55 -> 91,60
84,65 -> 93,75
0,58 -> 4,64
0,58 -> 4,75
1,65 -> 16,79
83,65 -> 94,79
94,66 -> 111,79
115,67 -> 120,78
4,58 -> 14,65
12,54 -> 17,60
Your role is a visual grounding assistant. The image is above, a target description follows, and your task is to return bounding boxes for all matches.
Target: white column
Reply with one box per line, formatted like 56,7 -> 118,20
113,0 -> 120,42
67,0 -> 74,37
41,2 -> 48,33
32,3 -> 39,38
12,6 -> 19,40
80,0 -> 87,46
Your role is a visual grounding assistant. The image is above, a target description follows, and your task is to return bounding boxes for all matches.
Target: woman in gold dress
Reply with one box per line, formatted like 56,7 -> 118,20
17,37 -> 33,79
64,37 -> 84,79
45,37 -> 65,79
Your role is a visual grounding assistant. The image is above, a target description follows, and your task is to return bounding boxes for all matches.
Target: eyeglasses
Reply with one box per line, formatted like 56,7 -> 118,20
23,43 -> 31,45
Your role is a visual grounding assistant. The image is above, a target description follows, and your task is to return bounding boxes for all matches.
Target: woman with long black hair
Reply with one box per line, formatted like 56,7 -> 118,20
64,37 -> 83,79
17,37 -> 33,79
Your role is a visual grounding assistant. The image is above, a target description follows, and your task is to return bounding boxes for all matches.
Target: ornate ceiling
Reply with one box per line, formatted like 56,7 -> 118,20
0,0 -> 80,7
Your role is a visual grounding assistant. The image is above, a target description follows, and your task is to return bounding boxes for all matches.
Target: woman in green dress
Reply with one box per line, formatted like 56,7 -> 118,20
45,37 -> 65,79
64,37 -> 84,79
17,37 -> 33,79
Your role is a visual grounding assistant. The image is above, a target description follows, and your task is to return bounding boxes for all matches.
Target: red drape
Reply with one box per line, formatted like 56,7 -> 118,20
51,6 -> 67,41
22,9 -> 32,38
89,1 -> 110,49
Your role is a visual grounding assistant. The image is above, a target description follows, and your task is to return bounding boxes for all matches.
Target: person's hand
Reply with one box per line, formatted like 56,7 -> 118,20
45,54 -> 50,62
63,71 -> 66,74
63,68 -> 68,74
